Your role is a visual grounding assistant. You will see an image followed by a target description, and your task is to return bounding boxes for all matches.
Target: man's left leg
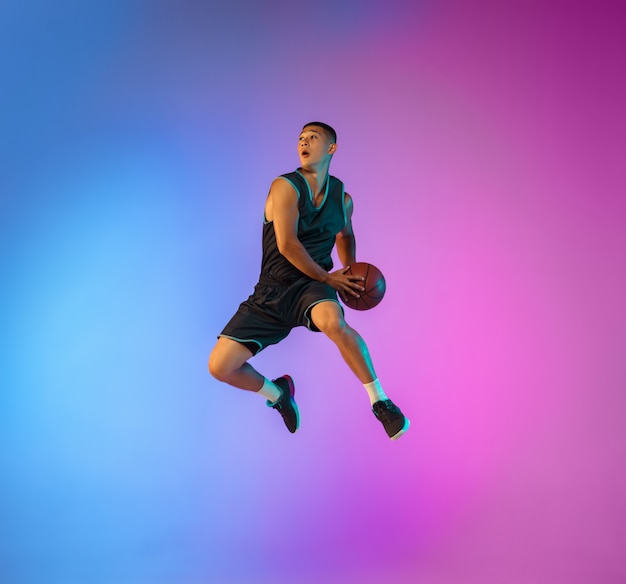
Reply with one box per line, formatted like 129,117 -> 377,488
310,301 -> 410,440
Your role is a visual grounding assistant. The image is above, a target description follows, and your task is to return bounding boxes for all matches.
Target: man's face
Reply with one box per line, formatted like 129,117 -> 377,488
298,126 -> 335,167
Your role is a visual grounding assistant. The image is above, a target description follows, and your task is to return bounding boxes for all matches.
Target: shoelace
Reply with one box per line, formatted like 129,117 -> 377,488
374,401 -> 398,421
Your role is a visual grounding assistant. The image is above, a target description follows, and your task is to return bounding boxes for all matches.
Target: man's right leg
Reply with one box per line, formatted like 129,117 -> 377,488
208,337 -> 300,433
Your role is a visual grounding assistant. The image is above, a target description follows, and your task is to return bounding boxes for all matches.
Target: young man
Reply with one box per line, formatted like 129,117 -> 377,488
208,122 -> 409,440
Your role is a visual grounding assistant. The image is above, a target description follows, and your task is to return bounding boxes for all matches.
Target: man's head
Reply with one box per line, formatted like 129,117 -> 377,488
299,122 -> 337,168
302,121 -> 337,144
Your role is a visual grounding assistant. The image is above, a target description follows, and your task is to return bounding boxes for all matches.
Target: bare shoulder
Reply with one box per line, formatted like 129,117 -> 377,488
265,177 -> 299,222
271,176 -> 298,196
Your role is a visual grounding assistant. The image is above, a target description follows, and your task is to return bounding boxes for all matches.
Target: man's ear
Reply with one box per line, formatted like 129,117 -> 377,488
329,143 -> 337,154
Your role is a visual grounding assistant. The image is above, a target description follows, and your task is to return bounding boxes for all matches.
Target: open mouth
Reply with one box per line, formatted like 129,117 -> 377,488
301,150 -> 309,157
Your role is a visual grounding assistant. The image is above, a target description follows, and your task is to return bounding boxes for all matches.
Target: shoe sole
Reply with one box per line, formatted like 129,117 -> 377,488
390,417 -> 410,441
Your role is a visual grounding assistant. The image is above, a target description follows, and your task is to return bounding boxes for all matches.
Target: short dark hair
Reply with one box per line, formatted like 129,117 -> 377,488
302,121 -> 337,144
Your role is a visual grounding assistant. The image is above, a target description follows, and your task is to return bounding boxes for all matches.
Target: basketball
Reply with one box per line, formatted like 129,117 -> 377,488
342,262 -> 386,310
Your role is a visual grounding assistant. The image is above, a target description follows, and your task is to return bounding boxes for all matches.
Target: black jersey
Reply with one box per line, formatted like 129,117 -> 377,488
260,169 -> 346,284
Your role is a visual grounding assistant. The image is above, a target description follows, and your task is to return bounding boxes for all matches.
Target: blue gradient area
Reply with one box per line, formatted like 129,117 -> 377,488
2,1 -> 625,584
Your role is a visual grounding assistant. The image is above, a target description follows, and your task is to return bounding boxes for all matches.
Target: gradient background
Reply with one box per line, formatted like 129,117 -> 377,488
1,1 -> 625,583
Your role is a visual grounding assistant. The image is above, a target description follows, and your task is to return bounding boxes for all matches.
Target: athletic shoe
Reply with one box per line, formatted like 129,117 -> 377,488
372,399 -> 410,440
267,375 -> 300,433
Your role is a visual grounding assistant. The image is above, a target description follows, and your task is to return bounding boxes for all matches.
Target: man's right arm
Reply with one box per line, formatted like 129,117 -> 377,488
267,179 -> 363,298
268,178 -> 328,281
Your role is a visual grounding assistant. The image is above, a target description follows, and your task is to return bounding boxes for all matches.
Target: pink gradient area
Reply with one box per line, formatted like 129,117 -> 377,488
2,1 -> 625,584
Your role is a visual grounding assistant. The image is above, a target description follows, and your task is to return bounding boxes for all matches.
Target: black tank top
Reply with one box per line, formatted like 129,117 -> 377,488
260,169 -> 346,284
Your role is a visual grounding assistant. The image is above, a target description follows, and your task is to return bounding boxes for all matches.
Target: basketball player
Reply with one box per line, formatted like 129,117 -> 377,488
208,122 -> 409,440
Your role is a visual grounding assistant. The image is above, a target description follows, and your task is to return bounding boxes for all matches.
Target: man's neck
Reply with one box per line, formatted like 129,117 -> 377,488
300,162 -> 330,196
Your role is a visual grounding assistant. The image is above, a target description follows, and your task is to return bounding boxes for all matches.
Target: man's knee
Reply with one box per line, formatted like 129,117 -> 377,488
208,338 -> 252,382
208,347 -> 228,381
311,302 -> 346,337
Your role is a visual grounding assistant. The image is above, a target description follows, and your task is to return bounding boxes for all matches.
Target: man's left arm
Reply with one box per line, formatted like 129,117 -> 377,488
335,192 -> 357,267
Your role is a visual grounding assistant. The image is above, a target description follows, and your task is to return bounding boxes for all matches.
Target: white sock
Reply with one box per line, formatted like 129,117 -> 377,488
257,377 -> 282,403
364,378 -> 388,405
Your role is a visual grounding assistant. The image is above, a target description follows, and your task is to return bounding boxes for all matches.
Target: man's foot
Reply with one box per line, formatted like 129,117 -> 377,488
267,375 -> 300,433
372,399 -> 410,440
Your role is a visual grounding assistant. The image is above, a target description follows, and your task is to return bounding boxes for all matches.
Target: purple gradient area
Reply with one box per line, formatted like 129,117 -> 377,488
1,1 -> 624,583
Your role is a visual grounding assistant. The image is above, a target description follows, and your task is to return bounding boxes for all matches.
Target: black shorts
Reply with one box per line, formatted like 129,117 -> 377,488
219,277 -> 343,355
